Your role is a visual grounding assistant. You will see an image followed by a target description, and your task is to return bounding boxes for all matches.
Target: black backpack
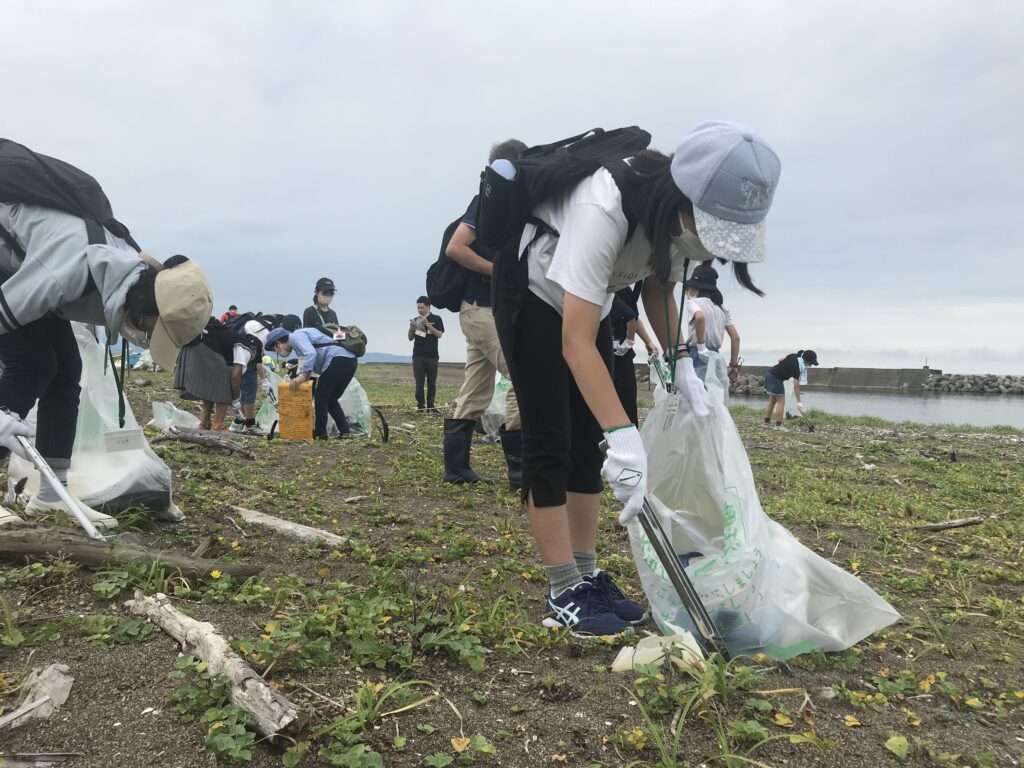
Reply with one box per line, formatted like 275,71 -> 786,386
424,216 -> 470,312
0,139 -> 140,257
223,311 -> 274,334
478,128 -> 652,344
474,126 -> 651,251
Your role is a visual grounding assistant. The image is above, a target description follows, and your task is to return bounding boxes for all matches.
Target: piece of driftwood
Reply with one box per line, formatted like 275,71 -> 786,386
0,664 -> 74,731
911,516 -> 986,532
125,591 -> 306,738
0,526 -> 261,579
151,427 -> 255,458
0,754 -> 79,767
228,505 -> 349,547
190,534 -> 216,559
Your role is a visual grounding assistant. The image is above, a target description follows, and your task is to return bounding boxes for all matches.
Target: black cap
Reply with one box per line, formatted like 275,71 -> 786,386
315,277 -> 336,294
687,263 -> 719,291
280,314 -> 302,332
801,350 -> 819,366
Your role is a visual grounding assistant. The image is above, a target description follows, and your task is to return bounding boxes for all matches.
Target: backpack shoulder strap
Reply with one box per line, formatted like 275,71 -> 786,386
603,159 -> 638,242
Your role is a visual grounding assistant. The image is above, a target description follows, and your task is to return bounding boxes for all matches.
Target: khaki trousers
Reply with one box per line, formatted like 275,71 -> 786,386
453,301 -> 520,429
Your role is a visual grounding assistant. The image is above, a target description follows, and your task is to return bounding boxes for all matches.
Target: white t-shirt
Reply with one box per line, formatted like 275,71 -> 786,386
684,297 -> 734,349
232,344 -> 252,367
520,168 -> 689,317
243,319 -> 269,345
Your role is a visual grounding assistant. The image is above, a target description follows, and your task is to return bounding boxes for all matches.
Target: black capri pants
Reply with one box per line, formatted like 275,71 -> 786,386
0,315 -> 82,466
505,291 -> 613,508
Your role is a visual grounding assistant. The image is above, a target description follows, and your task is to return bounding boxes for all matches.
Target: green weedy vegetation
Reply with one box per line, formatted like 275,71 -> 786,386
0,363 -> 1021,767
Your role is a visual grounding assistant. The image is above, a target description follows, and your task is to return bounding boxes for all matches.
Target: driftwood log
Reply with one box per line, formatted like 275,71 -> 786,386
125,591 -> 306,738
911,516 -> 986,532
151,426 -> 255,459
0,526 -> 261,579
0,664 -> 74,731
228,505 -> 349,547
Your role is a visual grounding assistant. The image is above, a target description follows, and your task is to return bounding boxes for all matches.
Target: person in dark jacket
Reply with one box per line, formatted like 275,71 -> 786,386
763,350 -> 818,426
302,277 -> 339,330
0,202 -> 212,528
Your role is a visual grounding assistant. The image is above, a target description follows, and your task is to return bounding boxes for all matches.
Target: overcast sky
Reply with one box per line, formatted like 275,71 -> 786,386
2,0 -> 1022,374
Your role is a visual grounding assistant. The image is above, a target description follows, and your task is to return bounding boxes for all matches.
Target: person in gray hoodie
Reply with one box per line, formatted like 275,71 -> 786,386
0,202 -> 213,528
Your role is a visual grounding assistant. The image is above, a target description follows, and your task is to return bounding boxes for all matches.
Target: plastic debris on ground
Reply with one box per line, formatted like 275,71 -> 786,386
629,350 -> 899,660
611,632 -> 704,673
6,324 -> 185,522
149,401 -> 201,431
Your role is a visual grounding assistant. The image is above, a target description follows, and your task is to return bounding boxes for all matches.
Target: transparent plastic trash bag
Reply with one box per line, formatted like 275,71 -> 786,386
6,324 -> 184,522
332,378 -> 371,437
628,360 -> 898,659
784,378 -> 802,419
149,401 -> 201,430
480,373 -> 512,439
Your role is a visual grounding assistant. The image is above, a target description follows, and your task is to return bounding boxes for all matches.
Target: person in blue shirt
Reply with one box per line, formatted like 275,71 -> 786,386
265,327 -> 358,439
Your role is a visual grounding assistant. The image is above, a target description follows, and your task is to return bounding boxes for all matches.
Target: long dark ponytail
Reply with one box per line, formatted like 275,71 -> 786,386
621,150 -> 763,295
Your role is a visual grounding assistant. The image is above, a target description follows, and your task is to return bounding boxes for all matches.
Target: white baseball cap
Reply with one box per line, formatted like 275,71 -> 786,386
671,121 -> 781,263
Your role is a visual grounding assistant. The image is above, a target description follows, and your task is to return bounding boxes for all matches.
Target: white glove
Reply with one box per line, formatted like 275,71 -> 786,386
260,379 -> 273,395
0,409 -> 34,460
231,399 -> 243,419
695,343 -> 708,357
673,357 -> 710,418
601,426 -> 647,525
796,401 -> 806,414
612,339 -> 634,357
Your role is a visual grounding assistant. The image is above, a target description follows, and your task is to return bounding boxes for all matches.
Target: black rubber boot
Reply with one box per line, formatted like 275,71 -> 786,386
443,418 -> 494,484
498,428 -> 523,490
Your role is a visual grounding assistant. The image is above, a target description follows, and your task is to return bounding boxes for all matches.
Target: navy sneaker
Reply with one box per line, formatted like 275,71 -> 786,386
587,570 -> 649,625
542,581 -> 631,638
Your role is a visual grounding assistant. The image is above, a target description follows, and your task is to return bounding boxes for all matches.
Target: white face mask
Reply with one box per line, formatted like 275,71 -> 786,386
670,227 -> 715,265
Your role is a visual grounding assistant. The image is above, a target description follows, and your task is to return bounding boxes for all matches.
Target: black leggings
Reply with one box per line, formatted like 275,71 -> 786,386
0,316 -> 82,466
505,292 -> 613,507
412,356 -> 438,408
314,356 -> 358,437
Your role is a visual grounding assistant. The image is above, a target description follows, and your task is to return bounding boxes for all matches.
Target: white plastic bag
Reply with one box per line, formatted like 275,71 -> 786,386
149,401 -> 201,430
480,373 -> 512,439
6,324 -> 184,522
334,378 -> 371,437
784,379 -> 802,419
629,370 -> 899,659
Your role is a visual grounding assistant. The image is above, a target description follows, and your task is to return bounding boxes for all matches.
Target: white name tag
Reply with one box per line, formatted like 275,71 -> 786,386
104,427 -> 146,452
414,330 -> 427,338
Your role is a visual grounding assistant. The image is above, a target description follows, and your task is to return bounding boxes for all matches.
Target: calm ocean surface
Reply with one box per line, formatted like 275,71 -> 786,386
730,388 -> 1024,429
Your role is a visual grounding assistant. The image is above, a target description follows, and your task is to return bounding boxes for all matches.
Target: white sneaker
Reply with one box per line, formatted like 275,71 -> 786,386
243,424 -> 268,436
0,506 -> 24,526
24,497 -> 119,530
228,421 -> 246,434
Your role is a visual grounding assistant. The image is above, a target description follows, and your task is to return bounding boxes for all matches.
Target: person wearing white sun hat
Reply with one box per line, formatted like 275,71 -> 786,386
0,202 -> 212,528
490,120 -> 781,638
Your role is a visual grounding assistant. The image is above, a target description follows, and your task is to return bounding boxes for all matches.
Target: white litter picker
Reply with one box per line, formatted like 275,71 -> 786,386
17,436 -> 103,540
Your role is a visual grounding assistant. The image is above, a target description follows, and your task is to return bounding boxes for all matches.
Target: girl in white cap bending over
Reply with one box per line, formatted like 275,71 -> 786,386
493,121 -> 780,637
0,202 -> 212,528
